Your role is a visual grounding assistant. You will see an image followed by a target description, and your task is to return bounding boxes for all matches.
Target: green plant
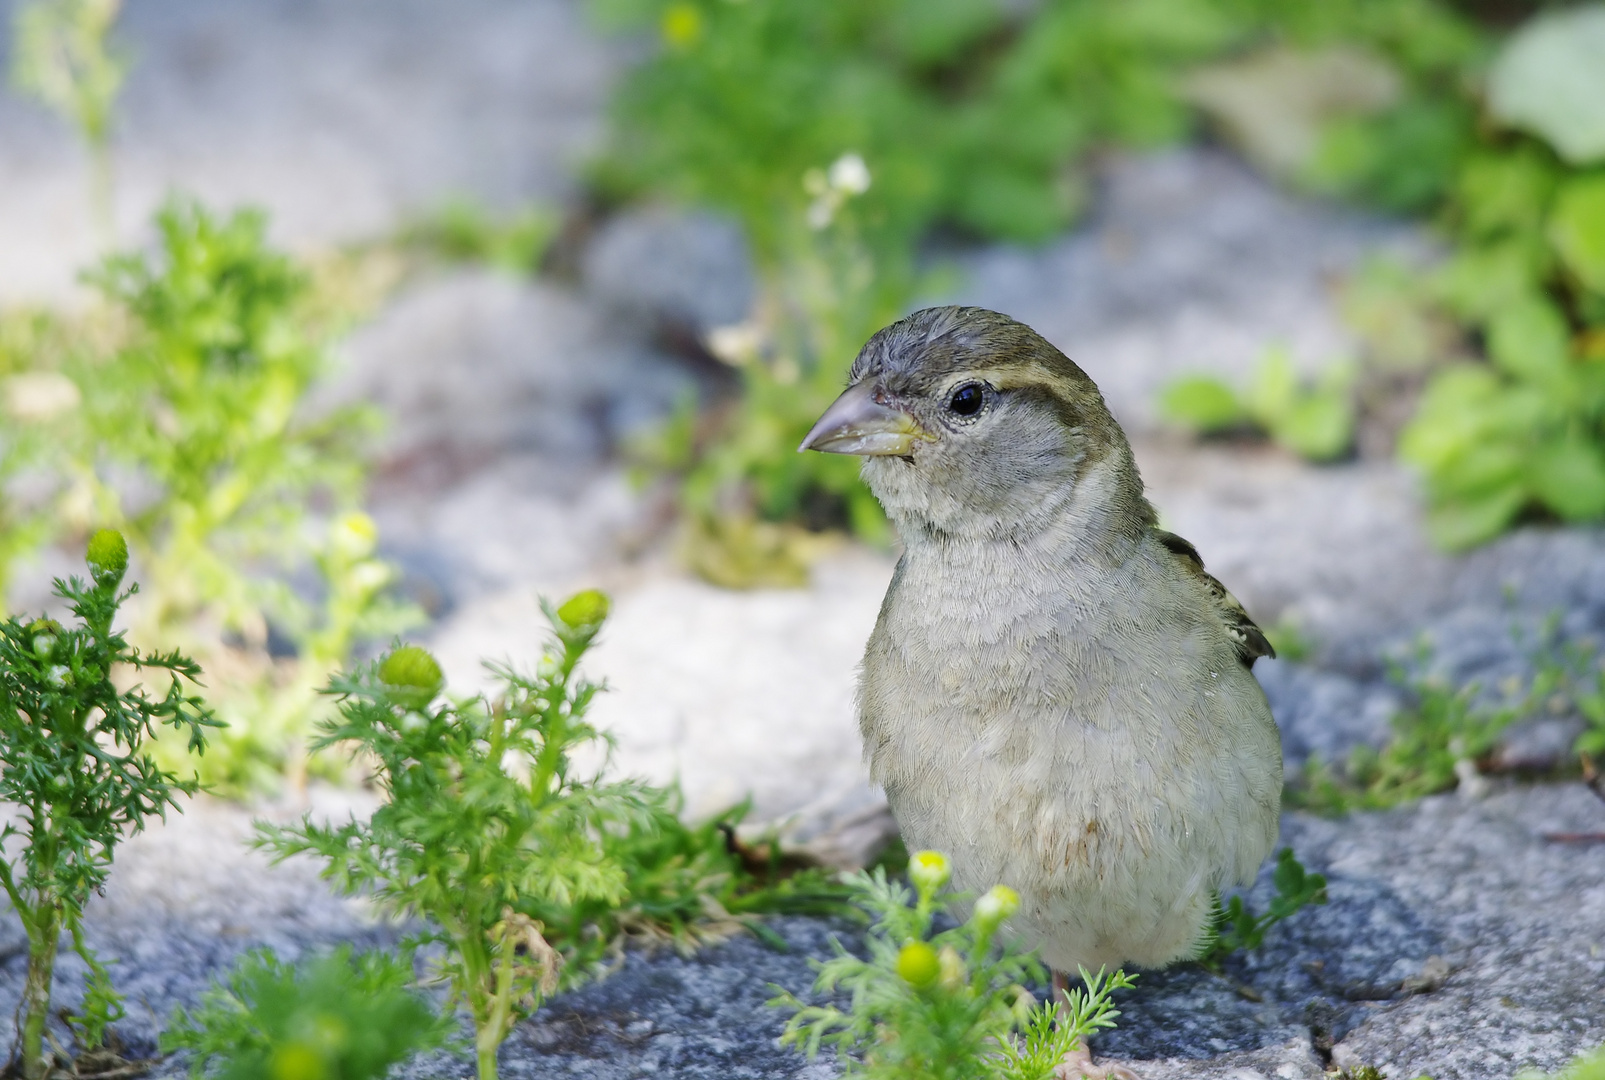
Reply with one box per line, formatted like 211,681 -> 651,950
1520,628 -> 1605,763
1199,848 -> 1328,968
71,200 -> 417,789
1381,10 -> 1605,550
1160,348 -> 1357,462
0,311 -> 87,604
255,593 -> 656,1080
163,946 -> 456,1080
519,791 -> 852,985
772,850 -> 1137,1080
1293,642 -> 1522,813
397,199 -> 558,276
0,530 -> 218,1079
633,160 -> 907,584
9,0 -> 126,238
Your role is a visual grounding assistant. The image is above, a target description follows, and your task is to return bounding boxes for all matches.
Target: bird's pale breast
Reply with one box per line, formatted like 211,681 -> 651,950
859,532 -> 1282,974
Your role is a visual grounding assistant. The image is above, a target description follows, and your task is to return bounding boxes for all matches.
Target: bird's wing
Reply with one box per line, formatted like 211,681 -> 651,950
1153,530 -> 1275,667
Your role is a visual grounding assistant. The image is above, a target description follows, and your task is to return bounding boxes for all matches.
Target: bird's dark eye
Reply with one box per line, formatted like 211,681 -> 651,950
947,382 -> 986,417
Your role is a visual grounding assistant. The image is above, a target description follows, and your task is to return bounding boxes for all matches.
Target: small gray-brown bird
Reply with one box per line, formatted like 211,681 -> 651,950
801,307 -> 1282,1079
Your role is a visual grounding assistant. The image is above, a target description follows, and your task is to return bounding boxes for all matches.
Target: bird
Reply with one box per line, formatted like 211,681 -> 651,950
800,306 -> 1282,1079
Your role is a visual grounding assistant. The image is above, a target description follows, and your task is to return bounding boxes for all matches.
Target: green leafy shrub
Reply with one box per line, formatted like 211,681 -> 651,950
772,849 -> 1137,1080
1159,348 -> 1357,461
1199,848 -> 1328,968
68,201 -> 418,789
1398,156 -> 1605,549
0,530 -> 218,1079
256,594 -> 644,1080
519,791 -> 852,984
163,946 -> 456,1080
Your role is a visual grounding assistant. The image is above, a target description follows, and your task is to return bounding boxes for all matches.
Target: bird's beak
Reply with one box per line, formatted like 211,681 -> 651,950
798,382 -> 928,456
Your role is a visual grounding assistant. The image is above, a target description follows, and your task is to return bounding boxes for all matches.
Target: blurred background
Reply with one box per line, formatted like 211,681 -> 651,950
2,0 -> 1604,857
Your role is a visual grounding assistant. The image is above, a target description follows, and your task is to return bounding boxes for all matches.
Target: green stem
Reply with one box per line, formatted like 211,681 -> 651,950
20,901 -> 61,1080
477,919 -> 519,1080
89,138 -> 114,251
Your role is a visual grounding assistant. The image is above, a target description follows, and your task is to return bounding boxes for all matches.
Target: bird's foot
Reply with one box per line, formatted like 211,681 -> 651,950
1053,1043 -> 1140,1080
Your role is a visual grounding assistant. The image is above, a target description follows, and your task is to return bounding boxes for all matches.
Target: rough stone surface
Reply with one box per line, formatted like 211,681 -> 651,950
0,0 -> 621,301
4,784 -> 1600,1080
581,206 -> 756,335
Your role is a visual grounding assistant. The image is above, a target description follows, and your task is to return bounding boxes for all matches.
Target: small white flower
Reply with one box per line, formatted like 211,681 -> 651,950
828,152 -> 871,196
806,195 -> 838,230
348,560 -> 392,594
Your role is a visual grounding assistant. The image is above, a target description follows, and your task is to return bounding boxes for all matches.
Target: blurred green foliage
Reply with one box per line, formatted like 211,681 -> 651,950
163,947 -> 456,1080
632,185 -> 905,585
1,201 -> 417,793
9,0 -> 126,235
1398,136 -> 1605,549
1160,349 -> 1357,461
397,199 -> 558,276
1517,1045 -> 1605,1080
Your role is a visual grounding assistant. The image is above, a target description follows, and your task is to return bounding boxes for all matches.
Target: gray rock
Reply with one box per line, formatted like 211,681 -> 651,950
581,206 -> 757,334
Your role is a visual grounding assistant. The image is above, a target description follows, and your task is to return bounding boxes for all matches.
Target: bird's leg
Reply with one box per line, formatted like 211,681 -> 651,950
1052,970 -> 1141,1080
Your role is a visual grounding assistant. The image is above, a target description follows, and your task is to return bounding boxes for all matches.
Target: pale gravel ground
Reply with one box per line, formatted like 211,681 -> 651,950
2,2 -> 1604,1076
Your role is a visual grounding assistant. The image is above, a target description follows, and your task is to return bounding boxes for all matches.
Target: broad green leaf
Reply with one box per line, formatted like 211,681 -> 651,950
1271,390 -> 1354,462
1157,374 -> 1245,431
1529,436 -> 1605,521
1431,240 -> 1549,323
1486,295 -> 1571,384
1455,148 -> 1557,239
1398,365 -> 1503,471
1487,4 -> 1605,165
1244,348 -> 1297,425
1424,484 -> 1527,551
1549,175 -> 1605,296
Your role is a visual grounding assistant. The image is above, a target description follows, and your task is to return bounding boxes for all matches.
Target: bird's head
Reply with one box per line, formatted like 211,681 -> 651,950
800,306 -> 1149,543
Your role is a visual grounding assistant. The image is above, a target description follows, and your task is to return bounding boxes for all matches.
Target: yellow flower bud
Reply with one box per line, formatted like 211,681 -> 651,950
27,619 -> 62,660
908,850 -> 951,897
938,945 -> 965,989
85,529 -> 128,586
269,1042 -> 326,1080
972,884 -> 1021,931
557,589 -> 610,629
661,2 -> 702,49
378,645 -> 444,710
895,942 -> 940,989
330,512 -> 378,560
